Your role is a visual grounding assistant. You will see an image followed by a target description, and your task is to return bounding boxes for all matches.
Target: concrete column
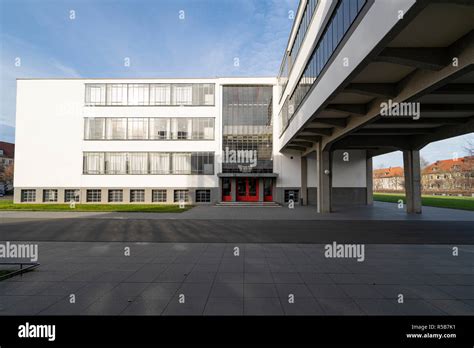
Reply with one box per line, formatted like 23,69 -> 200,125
230,178 -> 236,202
317,144 -> 332,213
403,149 -> 422,214
258,178 -> 264,202
366,157 -> 374,205
301,156 -> 308,205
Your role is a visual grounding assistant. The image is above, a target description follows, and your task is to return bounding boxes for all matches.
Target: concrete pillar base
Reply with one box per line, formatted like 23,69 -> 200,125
301,156 -> 308,205
403,149 -> 422,214
317,144 -> 332,213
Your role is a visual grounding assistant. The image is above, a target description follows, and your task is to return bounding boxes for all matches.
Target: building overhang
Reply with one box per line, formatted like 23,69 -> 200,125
217,173 -> 278,178
279,1 -> 474,157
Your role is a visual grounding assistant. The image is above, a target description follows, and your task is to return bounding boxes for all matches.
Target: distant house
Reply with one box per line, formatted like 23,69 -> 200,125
422,156 -> 474,196
373,166 -> 404,192
0,141 -> 15,192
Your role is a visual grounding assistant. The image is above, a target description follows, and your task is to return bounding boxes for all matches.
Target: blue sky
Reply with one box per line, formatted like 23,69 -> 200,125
0,0 -> 472,167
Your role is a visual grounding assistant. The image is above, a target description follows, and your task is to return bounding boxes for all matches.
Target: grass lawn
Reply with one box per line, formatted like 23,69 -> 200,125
373,193 -> 474,211
0,200 -> 192,213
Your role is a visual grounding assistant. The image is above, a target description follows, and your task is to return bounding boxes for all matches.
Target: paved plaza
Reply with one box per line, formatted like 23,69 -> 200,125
0,202 -> 473,244
1,203 -> 473,315
0,242 -> 473,315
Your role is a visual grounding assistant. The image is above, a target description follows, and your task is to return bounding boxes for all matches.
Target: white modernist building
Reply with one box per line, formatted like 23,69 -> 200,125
14,76 -> 367,205
17,0 -> 470,210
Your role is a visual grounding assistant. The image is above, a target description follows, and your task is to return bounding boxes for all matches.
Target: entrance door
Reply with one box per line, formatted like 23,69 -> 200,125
263,178 -> 273,201
222,178 -> 232,201
236,177 -> 259,202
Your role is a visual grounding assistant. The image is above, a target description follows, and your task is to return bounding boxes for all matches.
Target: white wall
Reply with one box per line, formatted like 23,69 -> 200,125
307,155 -> 318,187
332,150 -> 367,188
14,77 -> 279,190
274,152 -> 301,187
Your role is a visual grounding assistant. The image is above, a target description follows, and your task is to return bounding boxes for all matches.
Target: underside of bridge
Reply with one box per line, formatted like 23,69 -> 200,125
284,0 -> 474,213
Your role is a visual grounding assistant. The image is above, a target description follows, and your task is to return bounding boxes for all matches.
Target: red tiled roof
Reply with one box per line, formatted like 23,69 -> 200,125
0,141 -> 14,158
423,156 -> 474,174
373,166 -> 404,178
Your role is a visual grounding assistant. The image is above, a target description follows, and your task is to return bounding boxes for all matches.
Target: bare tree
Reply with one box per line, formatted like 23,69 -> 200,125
420,155 -> 430,169
464,138 -> 474,157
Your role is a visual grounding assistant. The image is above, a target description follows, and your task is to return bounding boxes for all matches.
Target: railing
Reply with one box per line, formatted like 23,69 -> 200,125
280,0 -> 367,135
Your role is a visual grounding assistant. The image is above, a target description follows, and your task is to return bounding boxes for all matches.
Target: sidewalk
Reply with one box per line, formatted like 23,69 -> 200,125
1,201 -> 473,221
0,242 -> 473,315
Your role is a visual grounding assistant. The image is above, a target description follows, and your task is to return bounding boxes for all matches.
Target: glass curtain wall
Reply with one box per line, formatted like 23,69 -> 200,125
222,85 -> 273,173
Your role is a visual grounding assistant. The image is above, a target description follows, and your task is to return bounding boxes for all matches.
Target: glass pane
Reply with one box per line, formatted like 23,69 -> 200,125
248,178 -> 257,196
127,118 -> 148,139
106,118 -> 127,140
149,118 -> 170,139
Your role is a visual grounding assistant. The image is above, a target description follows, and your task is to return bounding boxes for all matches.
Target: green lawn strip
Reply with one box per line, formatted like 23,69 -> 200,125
373,193 -> 474,211
0,200 -> 192,213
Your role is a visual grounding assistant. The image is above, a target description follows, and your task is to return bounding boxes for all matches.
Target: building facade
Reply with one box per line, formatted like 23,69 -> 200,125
422,157 -> 474,196
0,141 -> 15,193
373,167 -> 404,192
14,77 -> 367,205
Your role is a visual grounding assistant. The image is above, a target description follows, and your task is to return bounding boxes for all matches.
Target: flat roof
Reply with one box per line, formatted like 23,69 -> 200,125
16,76 -> 276,80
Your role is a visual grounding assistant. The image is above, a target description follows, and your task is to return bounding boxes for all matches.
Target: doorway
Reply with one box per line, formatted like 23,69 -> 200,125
236,177 -> 259,202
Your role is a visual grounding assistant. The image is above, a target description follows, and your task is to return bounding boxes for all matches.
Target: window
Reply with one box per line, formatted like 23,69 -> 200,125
150,84 -> 171,105
65,189 -> 80,202
127,118 -> 148,140
85,84 -> 106,105
128,153 -> 148,174
192,83 -> 215,105
284,190 -> 299,203
106,84 -> 128,105
149,118 -> 170,139
128,84 -> 149,105
173,85 -> 192,105
280,0 -> 367,133
82,152 -> 213,174
149,153 -> 170,174
105,153 -> 127,174
106,118 -> 127,140
85,83 -> 215,106
83,152 -> 105,174
195,189 -> 211,203
223,86 -> 273,173
84,118 -> 106,140
152,189 -> 167,202
174,190 -> 189,203
192,118 -> 214,140
108,189 -> 123,202
85,117 -> 215,140
172,153 -> 191,174
21,189 -> 36,202
172,118 -> 192,140
191,152 -> 214,174
43,189 -> 58,202
130,189 -> 145,202
86,189 -> 101,202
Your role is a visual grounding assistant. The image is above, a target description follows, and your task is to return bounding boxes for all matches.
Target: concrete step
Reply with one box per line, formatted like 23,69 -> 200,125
215,202 -> 281,207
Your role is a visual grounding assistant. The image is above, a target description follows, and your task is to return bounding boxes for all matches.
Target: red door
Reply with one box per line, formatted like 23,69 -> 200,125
222,178 -> 232,201
264,178 -> 273,201
236,178 -> 259,202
